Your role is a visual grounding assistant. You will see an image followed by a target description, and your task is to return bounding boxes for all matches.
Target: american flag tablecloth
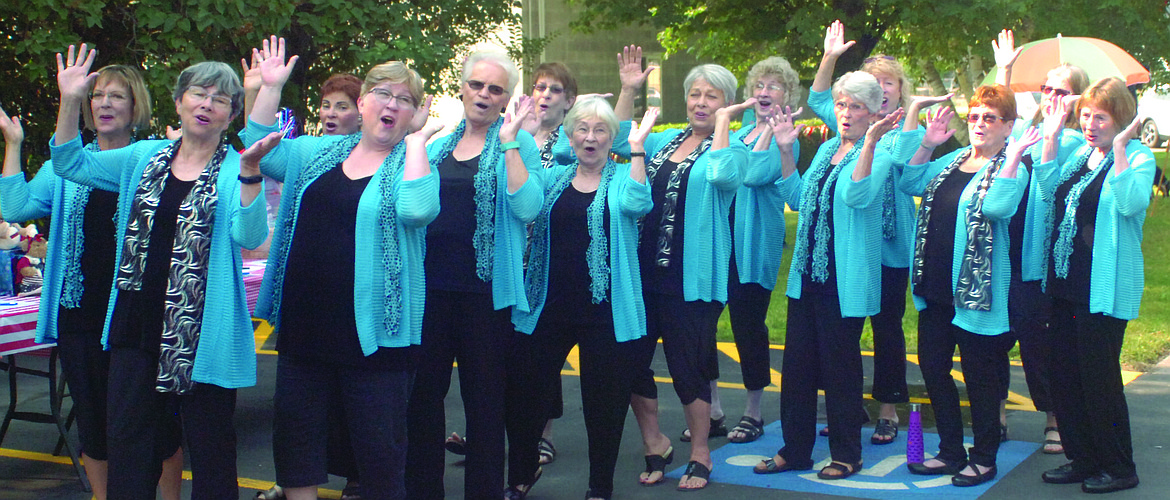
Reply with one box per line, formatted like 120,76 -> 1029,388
0,296 -> 52,356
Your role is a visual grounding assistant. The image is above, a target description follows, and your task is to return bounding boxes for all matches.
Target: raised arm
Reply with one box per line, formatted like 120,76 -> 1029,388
903,94 -> 953,131
238,131 -> 281,207
909,107 -> 957,165
614,45 -> 656,122
854,108 -> 903,180
713,99 -> 756,151
998,126 -> 1042,179
53,44 -> 99,146
811,20 -> 854,94
626,107 -> 659,185
249,35 -> 300,128
0,106 -> 22,179
404,96 -> 440,181
770,106 -> 804,179
501,96 -> 536,192
240,52 -> 262,121
992,29 -> 1021,88
1040,94 -> 1078,164
1111,117 -> 1142,176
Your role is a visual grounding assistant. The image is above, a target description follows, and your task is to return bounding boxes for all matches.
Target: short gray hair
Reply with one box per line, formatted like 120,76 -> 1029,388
684,64 -> 738,105
173,61 -> 244,117
831,71 -> 883,114
563,96 -> 619,139
743,56 -> 802,107
462,51 -> 520,93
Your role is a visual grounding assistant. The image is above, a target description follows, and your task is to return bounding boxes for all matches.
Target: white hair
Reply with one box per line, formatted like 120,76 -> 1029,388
462,51 -> 520,92
684,64 -> 738,105
831,71 -> 883,113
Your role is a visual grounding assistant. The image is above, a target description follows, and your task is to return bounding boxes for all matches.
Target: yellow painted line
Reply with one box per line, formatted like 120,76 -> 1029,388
0,448 -> 345,499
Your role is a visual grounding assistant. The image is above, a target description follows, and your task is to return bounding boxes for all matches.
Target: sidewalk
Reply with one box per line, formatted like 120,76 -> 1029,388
1,340 -> 1166,499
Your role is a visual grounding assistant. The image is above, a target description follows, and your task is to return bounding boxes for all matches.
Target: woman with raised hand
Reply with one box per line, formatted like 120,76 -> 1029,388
1034,77 -> 1148,494
752,71 -> 900,481
404,51 -> 542,500
50,44 -> 275,499
244,36 -> 438,499
627,63 -> 748,492
809,21 -> 916,441
991,28 -> 1091,451
505,98 -> 654,500
896,85 -> 1039,487
712,56 -> 803,445
0,65 -> 184,500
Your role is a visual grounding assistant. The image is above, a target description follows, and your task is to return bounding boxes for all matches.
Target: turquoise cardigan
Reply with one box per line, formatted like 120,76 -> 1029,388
785,141 -> 892,318
1035,140 -> 1154,321
0,162 -> 104,344
898,144 -> 1029,335
50,136 -> 268,389
730,123 -> 800,290
426,124 -> 544,312
809,89 -> 919,268
243,120 -> 440,352
1009,124 -> 1085,282
512,162 -> 652,341
644,129 -> 748,303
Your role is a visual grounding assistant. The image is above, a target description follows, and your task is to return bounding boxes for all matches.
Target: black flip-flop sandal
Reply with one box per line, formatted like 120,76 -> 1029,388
640,446 -> 674,486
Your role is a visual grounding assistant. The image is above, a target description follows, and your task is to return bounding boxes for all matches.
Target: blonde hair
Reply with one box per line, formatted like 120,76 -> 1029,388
1078,77 -> 1136,130
83,65 -> 152,132
362,62 -> 425,106
743,56 -> 802,107
860,55 -> 913,111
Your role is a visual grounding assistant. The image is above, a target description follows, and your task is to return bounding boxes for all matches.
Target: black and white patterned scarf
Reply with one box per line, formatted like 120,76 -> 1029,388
538,128 -> 560,169
910,145 -> 1006,311
644,127 -> 712,267
116,139 -> 225,394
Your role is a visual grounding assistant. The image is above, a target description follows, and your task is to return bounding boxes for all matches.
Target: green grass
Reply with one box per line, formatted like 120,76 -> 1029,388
715,148 -> 1170,370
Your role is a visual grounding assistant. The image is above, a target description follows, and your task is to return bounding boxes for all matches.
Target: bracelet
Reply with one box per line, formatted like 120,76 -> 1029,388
630,152 -> 646,158
500,141 -> 520,152
238,174 -> 264,185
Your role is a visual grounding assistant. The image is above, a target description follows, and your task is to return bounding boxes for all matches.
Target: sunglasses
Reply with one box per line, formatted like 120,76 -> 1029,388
863,55 -> 897,64
1040,85 -> 1071,97
467,80 -> 507,96
966,113 -> 1005,125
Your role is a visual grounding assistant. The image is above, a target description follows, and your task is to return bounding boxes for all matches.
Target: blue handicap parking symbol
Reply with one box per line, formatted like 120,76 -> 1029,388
666,421 -> 1039,499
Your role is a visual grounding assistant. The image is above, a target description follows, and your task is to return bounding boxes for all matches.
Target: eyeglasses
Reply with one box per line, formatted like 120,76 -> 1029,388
90,91 -> 130,103
367,88 -> 416,108
754,82 -> 785,92
532,83 -> 564,95
966,113 -> 1005,124
864,55 -> 897,64
185,87 -> 233,110
1040,85 -> 1071,97
834,101 -> 868,112
467,80 -> 507,96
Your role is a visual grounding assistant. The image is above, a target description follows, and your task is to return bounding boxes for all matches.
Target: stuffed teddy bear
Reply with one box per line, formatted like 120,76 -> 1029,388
15,234 -> 45,296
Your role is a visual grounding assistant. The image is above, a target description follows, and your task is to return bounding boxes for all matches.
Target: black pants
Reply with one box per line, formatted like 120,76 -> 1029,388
56,330 -> 110,460
1047,298 -> 1135,478
631,293 -> 722,405
917,302 -> 1012,467
107,347 -> 236,500
273,355 -> 413,498
1008,278 -> 1055,411
868,266 -> 909,403
727,275 -> 773,391
505,316 -> 633,497
406,290 -> 512,500
778,293 -> 865,467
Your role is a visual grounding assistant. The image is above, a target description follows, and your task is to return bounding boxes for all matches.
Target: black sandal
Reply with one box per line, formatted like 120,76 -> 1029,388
870,418 -> 898,445
728,416 -> 765,443
1042,426 -> 1063,454
677,461 -> 712,491
640,446 -> 674,486
255,486 -> 285,500
538,437 -> 557,464
680,416 -> 728,442
817,460 -> 862,480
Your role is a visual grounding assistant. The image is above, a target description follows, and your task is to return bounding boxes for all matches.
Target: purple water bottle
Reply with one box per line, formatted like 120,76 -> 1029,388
907,403 -> 924,464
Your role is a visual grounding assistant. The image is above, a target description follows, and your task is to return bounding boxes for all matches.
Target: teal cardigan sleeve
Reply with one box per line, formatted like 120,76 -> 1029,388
505,131 -> 545,223
0,162 -> 55,222
809,88 -> 836,130
49,135 -> 133,192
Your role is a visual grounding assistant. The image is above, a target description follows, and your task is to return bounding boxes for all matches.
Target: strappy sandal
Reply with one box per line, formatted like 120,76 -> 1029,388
255,486 -> 285,500
676,461 -> 711,491
728,416 -> 765,443
870,418 -> 898,445
504,466 -> 543,500
753,457 -> 809,474
538,437 -> 557,464
639,446 -> 673,486
1042,426 -> 1064,454
444,432 -> 467,455
340,480 -> 361,500
817,460 -> 862,480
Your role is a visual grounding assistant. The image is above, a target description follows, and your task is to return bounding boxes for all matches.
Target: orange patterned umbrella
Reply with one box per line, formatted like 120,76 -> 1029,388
983,34 -> 1150,91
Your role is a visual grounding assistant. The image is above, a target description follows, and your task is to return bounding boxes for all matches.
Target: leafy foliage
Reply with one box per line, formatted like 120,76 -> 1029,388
0,0 -> 520,166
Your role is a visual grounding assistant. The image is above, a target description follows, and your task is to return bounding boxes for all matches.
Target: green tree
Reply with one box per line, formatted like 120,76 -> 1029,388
0,0 -> 519,166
